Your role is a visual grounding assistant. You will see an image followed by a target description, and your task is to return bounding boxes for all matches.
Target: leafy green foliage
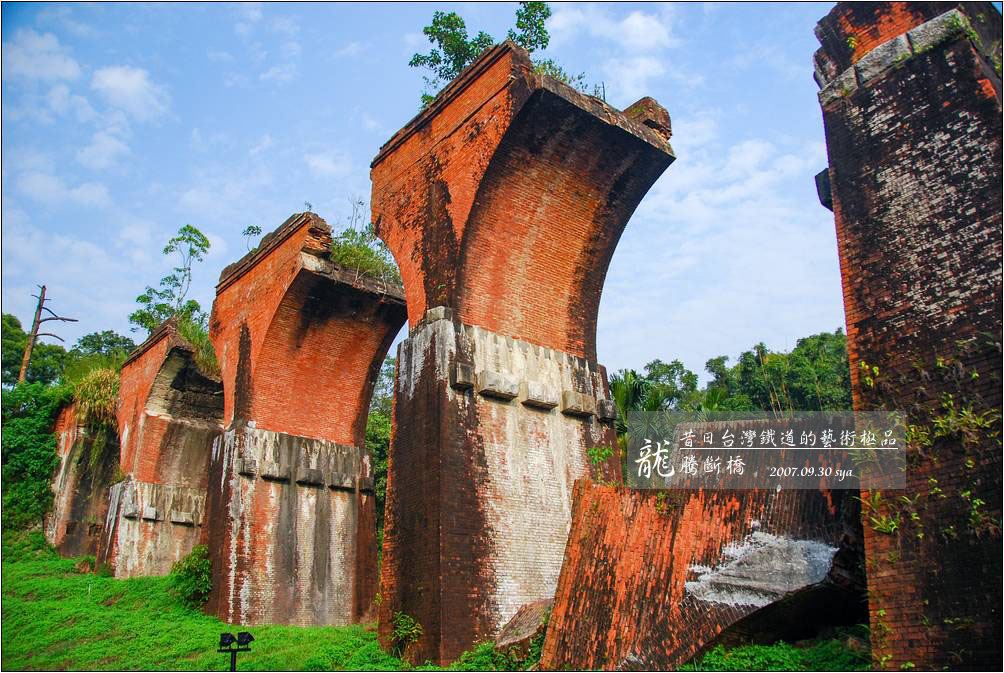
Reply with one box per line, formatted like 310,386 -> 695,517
129,225 -> 211,334
611,330 -> 852,423
705,330 -> 852,414
330,199 -> 402,283
410,10 -> 495,103
169,544 -> 212,609
366,408 -> 392,532
3,318 -> 134,388
242,224 -> 263,252
366,356 -> 396,534
73,368 -> 119,432
2,313 -> 68,386
72,330 -> 135,357
330,227 -> 401,283
410,2 -> 592,105
175,314 -> 220,378
71,367 -> 120,469
680,635 -> 870,671
390,611 -> 423,656
1,382 -> 72,529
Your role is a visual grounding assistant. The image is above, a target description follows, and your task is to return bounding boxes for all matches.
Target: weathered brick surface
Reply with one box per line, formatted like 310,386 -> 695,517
539,480 -> 862,671
371,42 -> 674,665
204,424 -> 378,626
204,213 -> 406,626
380,315 -> 622,663
816,3 -> 1002,669
371,41 -> 674,362
44,403 -> 120,557
99,319 -> 223,577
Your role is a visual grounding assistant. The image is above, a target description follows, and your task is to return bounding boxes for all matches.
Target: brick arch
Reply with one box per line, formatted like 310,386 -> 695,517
251,266 -> 405,445
454,88 -> 673,361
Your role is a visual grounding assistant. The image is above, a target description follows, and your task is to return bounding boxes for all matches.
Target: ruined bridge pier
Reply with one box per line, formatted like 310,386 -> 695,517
203,212 -> 407,626
98,319 -> 224,577
815,2 -> 1002,668
370,41 -> 675,664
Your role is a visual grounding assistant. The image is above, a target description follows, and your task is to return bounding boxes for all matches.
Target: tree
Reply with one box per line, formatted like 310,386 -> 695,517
366,355 -> 397,531
129,225 -> 211,334
2,382 -> 73,529
242,225 -> 262,252
410,2 -> 589,105
16,285 -> 77,383
71,330 -> 135,357
2,314 -> 68,387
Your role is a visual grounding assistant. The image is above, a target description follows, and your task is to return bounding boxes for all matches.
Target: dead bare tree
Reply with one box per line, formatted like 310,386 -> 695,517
17,285 -> 78,384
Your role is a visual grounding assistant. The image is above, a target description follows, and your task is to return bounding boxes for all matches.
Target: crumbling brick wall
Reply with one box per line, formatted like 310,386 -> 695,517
203,212 -> 406,626
539,480 -> 862,671
99,319 -> 223,577
815,2 -> 1002,669
44,402 -> 120,558
371,41 -> 674,664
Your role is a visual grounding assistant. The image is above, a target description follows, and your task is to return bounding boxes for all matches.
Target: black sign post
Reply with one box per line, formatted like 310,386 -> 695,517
218,632 -> 254,671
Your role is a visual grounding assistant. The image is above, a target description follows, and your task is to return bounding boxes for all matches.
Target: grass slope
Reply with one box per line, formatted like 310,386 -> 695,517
1,532 -> 399,672
2,531 -> 870,672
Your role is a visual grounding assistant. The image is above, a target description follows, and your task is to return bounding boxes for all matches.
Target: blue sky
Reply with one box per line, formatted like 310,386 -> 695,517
2,2 -> 846,380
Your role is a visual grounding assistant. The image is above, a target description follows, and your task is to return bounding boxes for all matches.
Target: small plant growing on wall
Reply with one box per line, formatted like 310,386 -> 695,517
391,611 -> 423,657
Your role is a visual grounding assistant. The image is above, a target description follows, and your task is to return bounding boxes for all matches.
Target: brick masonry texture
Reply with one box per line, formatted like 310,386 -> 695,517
370,41 -> 673,665
539,480 -> 863,671
380,314 -> 622,664
99,318 -> 223,577
203,424 -> 378,626
44,403 -> 121,558
816,2 -> 1002,669
204,213 -> 406,626
370,41 -> 675,362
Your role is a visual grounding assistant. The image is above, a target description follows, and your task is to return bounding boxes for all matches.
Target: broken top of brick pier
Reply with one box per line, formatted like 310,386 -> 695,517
210,211 -> 406,443
371,40 -> 675,362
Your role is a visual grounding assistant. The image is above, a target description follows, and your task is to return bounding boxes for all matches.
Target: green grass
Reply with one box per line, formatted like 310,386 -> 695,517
3,531 -> 869,672
1,531 -> 400,672
680,636 -> 871,672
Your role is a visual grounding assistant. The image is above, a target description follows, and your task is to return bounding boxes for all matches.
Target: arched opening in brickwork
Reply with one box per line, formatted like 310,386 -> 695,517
455,89 -> 672,362
252,267 -> 406,445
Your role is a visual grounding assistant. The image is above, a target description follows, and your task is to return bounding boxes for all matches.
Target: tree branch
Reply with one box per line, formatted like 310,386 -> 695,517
35,333 -> 66,342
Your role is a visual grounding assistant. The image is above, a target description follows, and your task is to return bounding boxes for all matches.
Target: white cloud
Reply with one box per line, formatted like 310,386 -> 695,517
234,3 -> 263,36
91,65 -> 169,120
360,112 -> 386,134
259,63 -> 296,82
549,5 -> 678,51
271,16 -> 298,36
76,130 -> 131,169
304,152 -> 351,178
17,172 -> 111,208
37,7 -> 97,38
208,50 -> 235,63
602,56 -> 666,102
249,134 -> 274,156
45,84 -> 96,122
281,41 -> 302,59
334,41 -> 364,58
402,32 -> 423,48
1,217 -> 154,343
2,29 -> 81,80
